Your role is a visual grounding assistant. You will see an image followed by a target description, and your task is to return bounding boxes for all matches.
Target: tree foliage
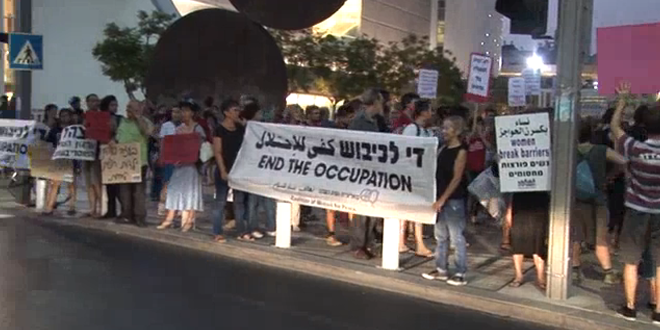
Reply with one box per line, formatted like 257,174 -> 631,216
269,29 -> 465,105
92,10 -> 175,99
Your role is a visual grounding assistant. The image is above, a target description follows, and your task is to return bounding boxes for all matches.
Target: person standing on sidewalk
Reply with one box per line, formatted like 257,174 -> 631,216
156,106 -> 180,216
422,115 -> 469,286
43,109 -> 77,216
99,95 -> 123,219
241,102 -> 272,238
113,100 -> 153,227
157,100 -> 205,232
212,99 -> 250,242
347,88 -> 384,260
572,118 -> 627,284
399,99 -> 434,257
82,94 -> 103,217
611,82 -> 660,322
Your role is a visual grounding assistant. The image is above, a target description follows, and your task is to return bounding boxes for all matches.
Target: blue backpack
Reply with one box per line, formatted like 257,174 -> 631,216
575,150 -> 597,201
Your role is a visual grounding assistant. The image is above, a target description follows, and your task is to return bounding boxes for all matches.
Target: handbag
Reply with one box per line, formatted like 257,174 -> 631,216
199,141 -> 213,163
467,167 -> 506,222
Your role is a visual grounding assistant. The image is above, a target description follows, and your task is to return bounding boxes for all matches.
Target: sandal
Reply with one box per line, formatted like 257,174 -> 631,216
41,210 -> 54,216
500,243 -> 511,251
415,250 -> 434,258
509,279 -> 523,288
535,281 -> 547,291
214,235 -> 227,243
237,234 -> 255,241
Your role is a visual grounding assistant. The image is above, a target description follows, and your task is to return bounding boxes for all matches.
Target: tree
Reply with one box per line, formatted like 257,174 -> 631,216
269,29 -> 466,106
92,11 -> 175,99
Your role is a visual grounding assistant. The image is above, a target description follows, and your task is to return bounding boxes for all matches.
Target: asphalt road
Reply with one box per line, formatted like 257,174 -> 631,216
0,217 -> 555,330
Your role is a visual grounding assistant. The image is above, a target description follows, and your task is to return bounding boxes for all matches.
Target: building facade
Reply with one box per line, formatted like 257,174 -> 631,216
443,0 -> 504,76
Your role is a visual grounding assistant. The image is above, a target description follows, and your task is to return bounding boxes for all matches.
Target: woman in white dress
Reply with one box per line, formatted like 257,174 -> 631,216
157,100 -> 205,232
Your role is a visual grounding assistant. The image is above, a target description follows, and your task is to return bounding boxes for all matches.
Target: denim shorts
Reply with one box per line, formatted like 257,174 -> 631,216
619,208 -> 660,265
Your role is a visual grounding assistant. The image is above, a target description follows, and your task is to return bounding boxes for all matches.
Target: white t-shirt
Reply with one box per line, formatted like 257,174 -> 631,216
159,121 -> 177,138
402,123 -> 432,138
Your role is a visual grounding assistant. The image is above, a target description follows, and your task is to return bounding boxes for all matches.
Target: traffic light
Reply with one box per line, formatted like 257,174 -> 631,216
496,0 -> 548,36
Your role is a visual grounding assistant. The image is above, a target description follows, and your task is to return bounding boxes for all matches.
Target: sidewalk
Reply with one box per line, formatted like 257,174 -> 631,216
2,182 -> 656,330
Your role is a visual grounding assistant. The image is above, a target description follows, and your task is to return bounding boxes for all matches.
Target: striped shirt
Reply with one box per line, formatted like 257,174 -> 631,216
618,135 -> 660,213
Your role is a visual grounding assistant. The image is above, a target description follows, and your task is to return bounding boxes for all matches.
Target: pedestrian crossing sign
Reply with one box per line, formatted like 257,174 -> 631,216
9,33 -> 43,70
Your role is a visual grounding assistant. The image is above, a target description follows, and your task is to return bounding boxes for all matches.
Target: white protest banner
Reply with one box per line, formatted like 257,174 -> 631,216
100,143 -> 141,184
495,113 -> 551,192
522,68 -> 541,96
466,53 -> 493,102
507,77 -> 526,107
229,122 -> 439,224
53,125 -> 97,161
417,69 -> 439,99
0,119 -> 47,169
29,143 -> 74,182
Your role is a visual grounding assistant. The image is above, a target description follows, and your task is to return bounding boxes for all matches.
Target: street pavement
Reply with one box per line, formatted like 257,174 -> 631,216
0,217 -> 554,330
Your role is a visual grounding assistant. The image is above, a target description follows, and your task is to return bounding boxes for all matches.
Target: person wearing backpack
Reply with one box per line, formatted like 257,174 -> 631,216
400,99 -> 435,257
572,118 -> 627,284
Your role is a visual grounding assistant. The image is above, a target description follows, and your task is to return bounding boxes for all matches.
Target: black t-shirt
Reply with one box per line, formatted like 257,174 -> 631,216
215,124 -> 245,172
45,126 -> 63,148
436,144 -> 468,200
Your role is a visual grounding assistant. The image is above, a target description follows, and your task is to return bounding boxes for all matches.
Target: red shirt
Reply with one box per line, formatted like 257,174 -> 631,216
391,113 -> 412,134
466,136 -> 486,172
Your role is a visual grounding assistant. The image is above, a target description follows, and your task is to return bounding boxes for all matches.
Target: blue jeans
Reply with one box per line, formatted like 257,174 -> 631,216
435,199 -> 468,274
212,171 -> 248,236
248,195 -> 276,232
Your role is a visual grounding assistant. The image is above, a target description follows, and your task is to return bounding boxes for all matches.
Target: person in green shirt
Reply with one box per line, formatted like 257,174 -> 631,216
111,100 -> 154,227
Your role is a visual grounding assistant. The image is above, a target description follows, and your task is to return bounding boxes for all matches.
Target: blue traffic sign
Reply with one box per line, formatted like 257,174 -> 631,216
9,33 -> 43,70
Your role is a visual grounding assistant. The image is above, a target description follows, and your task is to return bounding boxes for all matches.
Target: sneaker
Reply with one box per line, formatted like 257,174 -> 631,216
604,270 -> 622,285
652,312 -> 660,325
266,231 -> 276,237
422,269 -> 449,281
326,235 -> 343,247
251,231 -> 264,239
616,306 -> 637,321
447,274 -> 468,286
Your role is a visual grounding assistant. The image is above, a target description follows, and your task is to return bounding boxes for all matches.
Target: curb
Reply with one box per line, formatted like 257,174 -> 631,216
22,211 -> 651,330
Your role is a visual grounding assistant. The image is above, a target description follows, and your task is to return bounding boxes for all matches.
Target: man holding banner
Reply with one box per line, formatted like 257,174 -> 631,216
114,100 -> 153,227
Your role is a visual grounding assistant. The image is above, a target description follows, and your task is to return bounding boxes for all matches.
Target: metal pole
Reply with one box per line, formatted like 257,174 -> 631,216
14,0 -> 31,120
546,0 -> 592,300
429,0 -> 439,50
0,0 -> 5,97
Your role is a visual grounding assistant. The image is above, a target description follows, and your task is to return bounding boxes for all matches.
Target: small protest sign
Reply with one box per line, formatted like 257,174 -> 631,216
99,143 -> 141,184
495,113 -> 551,192
417,69 -> 439,99
521,68 -> 541,96
84,111 -> 111,143
160,133 -> 201,165
52,125 -> 98,161
29,143 -> 74,182
465,53 -> 492,102
507,77 -> 526,107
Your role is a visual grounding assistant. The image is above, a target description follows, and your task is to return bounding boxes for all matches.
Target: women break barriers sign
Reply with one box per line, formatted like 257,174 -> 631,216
229,122 -> 438,224
495,113 -> 551,192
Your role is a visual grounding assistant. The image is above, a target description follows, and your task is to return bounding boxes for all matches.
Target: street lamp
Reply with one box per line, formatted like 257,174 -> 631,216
526,53 -> 545,71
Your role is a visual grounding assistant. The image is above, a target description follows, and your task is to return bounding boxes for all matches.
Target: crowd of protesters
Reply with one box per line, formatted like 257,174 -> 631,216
32,82 -> 660,321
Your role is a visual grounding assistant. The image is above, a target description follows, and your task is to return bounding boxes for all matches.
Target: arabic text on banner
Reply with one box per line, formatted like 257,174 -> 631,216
495,113 -> 551,192
53,125 -> 98,161
100,143 -> 142,184
229,122 -> 439,224
29,143 -> 74,182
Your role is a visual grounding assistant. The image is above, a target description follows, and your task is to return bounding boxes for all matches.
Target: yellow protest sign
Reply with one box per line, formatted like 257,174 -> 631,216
100,143 -> 141,184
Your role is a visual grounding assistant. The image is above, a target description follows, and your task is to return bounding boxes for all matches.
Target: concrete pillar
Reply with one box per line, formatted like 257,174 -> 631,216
275,201 -> 292,248
35,178 -> 46,210
381,218 -> 401,270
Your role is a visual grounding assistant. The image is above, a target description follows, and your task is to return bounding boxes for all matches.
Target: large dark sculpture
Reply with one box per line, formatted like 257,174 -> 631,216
229,0 -> 346,30
145,9 -> 287,110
